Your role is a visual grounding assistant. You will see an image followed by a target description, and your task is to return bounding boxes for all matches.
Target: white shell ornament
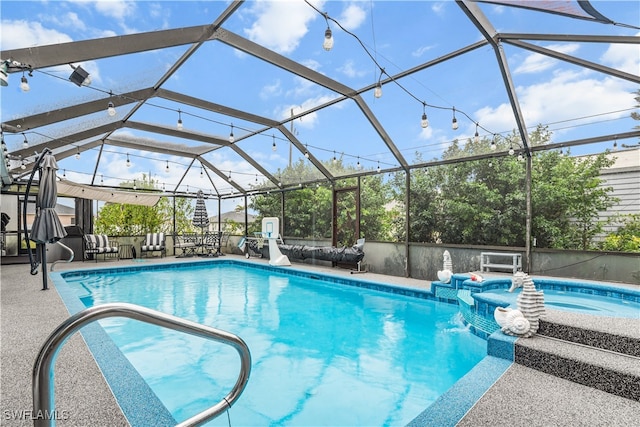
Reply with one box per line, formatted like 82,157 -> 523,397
437,250 -> 453,283
494,307 -> 530,336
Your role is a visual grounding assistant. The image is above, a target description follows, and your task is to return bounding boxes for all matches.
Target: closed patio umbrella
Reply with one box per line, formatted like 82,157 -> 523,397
192,190 -> 210,251
30,151 -> 67,290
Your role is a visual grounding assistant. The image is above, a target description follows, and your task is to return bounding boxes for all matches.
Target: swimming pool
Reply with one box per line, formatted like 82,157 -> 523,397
54,260 -> 486,426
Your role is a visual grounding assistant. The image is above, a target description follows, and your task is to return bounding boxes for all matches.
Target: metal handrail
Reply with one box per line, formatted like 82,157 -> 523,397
33,303 -> 251,427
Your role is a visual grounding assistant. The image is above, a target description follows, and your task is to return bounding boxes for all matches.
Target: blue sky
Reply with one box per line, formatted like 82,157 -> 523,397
1,1 -> 639,214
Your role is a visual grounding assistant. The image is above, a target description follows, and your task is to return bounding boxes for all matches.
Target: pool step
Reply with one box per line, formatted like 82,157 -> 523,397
537,317 -> 640,358
514,334 -> 640,401
512,312 -> 640,401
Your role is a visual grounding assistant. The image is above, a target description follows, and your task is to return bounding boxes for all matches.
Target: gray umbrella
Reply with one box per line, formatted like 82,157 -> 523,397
30,152 -> 67,289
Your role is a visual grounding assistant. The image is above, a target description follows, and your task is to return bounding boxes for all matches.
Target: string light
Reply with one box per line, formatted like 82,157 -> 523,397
20,72 -> 30,92
22,133 -> 28,149
474,123 -> 480,144
490,135 -> 497,151
421,103 -> 429,129
165,160 -> 170,173
452,108 -> 459,130
177,110 -> 183,130
75,147 -> 81,160
333,151 -> 337,164
229,124 -> 234,143
509,146 -> 515,155
126,153 -> 131,167
374,69 -> 384,99
272,135 -> 277,151
322,13 -> 334,51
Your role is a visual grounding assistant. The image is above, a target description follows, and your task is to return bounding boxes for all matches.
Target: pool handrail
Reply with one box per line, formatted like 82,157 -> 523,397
32,302 -> 252,427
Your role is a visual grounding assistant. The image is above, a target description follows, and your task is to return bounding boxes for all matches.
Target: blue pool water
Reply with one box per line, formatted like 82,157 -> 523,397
478,288 -> 640,318
57,261 -> 486,426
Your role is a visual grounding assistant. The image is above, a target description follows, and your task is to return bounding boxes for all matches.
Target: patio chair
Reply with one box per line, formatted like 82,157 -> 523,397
83,234 -> 119,262
141,232 -> 166,258
174,233 -> 197,257
201,232 -> 220,257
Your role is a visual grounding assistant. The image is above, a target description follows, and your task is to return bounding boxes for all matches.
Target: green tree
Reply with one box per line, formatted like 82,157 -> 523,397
390,125 -> 617,249
94,174 -> 194,236
600,214 -> 640,252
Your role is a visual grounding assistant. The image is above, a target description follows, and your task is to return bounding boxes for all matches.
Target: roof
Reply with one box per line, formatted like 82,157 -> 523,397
1,1 -> 638,211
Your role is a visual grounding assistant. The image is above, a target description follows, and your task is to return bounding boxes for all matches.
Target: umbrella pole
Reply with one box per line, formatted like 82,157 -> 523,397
40,243 -> 48,290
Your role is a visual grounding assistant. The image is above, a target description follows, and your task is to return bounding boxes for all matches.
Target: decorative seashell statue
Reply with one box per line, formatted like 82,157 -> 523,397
494,272 -> 545,338
437,250 -> 453,283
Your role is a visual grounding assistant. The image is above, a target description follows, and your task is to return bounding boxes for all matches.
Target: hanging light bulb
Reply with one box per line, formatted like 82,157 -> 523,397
421,103 -> 429,129
177,110 -> 183,130
228,171 -> 233,182
63,169 -> 66,178
255,174 -> 258,184
377,162 -> 381,174
322,14 -> 334,51
133,179 -> 137,190
474,123 -> 479,144
333,151 -> 337,164
613,141 -> 617,150
200,167 -> 204,179
357,157 -> 362,170
508,146 -> 515,156
451,108 -> 459,130
126,153 -> 131,167
272,135 -> 277,151
165,160 -> 170,173
374,69 -> 384,98
107,101 -> 116,117
22,134 -> 28,149
100,174 -> 104,184
490,135 -> 497,151
517,153 -> 524,162
20,73 -> 30,92
162,182 -> 166,191
20,158 -> 26,170
229,124 -> 235,143
374,82 -> 382,99
323,27 -> 334,51
75,147 -> 81,160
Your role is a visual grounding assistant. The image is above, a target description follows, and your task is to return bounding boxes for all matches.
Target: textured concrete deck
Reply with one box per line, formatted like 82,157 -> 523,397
1,255 -> 639,426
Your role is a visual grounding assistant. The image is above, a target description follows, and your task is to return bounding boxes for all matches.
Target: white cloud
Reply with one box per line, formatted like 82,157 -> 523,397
337,59 -> 367,78
260,79 -> 283,100
93,0 -> 137,21
431,2 -> 446,17
412,45 -> 435,58
600,34 -> 640,75
0,20 -> 73,49
338,3 -> 366,31
244,0 -> 319,54
474,69 -> 636,136
514,43 -> 580,74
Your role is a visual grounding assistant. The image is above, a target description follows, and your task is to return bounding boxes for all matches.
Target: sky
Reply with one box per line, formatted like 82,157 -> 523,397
1,0 -> 639,215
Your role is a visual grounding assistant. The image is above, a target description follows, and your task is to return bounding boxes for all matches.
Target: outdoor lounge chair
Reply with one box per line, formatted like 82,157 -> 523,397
141,232 -> 166,258
83,234 -> 119,262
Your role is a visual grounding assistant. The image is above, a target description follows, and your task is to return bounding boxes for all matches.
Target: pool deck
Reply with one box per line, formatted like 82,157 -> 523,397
1,254 -> 639,426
